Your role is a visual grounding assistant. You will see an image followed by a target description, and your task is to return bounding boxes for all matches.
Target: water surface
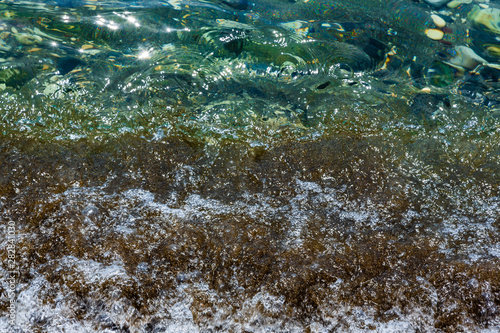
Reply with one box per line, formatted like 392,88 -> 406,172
0,0 -> 499,332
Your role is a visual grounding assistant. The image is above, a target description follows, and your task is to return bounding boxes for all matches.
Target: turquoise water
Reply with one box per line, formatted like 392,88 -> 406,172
0,0 -> 499,332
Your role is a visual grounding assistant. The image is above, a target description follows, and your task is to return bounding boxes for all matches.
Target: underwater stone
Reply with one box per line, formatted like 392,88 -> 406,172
449,45 -> 487,70
423,0 -> 451,8
486,45 -> 500,57
431,14 -> 446,28
447,0 -> 472,8
426,29 -> 444,40
43,83 -> 60,95
468,6 -> 500,35
14,33 -> 42,45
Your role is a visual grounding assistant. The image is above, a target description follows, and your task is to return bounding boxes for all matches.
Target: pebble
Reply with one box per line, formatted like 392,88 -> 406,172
431,14 -> 446,28
446,0 -> 472,8
43,83 -> 60,95
426,29 -> 445,40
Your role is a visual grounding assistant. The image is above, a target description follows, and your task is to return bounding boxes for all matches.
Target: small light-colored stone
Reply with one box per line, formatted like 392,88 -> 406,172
81,49 -> 101,55
425,29 -> 445,40
43,83 -> 60,95
447,0 -> 472,8
450,46 -> 487,70
431,14 -> 446,28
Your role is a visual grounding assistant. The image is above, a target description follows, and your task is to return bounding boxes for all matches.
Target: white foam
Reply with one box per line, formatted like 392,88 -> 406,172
58,256 -> 129,285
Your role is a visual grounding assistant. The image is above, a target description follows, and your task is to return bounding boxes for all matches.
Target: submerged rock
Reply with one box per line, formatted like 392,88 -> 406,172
446,0 -> 472,8
0,65 -> 37,89
426,28 -> 445,41
468,6 -> 500,35
410,93 -> 450,122
423,0 -> 451,8
449,45 -> 487,70
431,14 -> 447,28
57,56 -> 85,76
14,32 -> 42,46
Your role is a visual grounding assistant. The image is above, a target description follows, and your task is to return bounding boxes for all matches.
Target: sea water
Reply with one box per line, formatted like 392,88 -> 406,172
0,0 -> 499,332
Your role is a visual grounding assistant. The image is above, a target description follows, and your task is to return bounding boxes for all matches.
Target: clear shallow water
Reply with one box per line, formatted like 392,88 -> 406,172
0,0 -> 499,332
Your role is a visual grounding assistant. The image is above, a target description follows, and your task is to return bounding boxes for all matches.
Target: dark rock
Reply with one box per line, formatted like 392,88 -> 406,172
410,93 -> 450,122
57,56 -> 84,76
